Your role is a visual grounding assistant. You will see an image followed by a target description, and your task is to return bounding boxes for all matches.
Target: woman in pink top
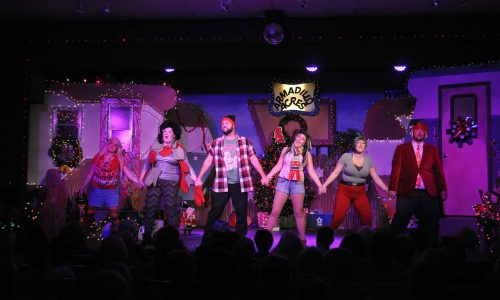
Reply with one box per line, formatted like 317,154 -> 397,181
265,130 -> 326,243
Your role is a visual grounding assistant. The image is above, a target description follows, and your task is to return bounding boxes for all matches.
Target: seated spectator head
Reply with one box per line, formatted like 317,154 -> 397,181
339,233 -> 366,258
272,231 -> 303,262
260,254 -> 291,288
254,229 -> 274,255
393,234 -> 416,264
316,226 -> 334,250
325,248 -> 356,281
297,246 -> 324,277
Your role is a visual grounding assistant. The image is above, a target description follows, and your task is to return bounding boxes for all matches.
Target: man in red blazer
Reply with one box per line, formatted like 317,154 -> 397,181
389,120 -> 447,245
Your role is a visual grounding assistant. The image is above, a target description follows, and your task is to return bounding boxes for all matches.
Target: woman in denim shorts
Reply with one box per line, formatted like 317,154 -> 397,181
265,130 -> 326,243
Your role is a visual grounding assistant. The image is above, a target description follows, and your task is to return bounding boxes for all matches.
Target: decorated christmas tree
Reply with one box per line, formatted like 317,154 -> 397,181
253,114 -> 315,216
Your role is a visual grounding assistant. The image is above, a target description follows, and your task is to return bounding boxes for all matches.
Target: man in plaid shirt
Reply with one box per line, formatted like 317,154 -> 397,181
195,114 -> 269,244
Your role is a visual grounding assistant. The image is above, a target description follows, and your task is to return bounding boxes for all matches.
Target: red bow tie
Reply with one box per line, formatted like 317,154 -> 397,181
160,145 -> 172,156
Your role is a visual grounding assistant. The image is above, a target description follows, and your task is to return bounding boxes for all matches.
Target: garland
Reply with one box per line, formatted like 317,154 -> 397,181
472,190 -> 499,258
48,136 -> 83,168
275,114 -> 309,144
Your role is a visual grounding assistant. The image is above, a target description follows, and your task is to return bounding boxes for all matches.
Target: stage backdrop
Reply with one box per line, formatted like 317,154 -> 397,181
248,99 -> 335,147
409,66 -> 500,216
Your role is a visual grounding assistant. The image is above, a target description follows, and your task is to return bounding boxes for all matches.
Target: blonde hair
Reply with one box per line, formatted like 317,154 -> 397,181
97,137 -> 125,179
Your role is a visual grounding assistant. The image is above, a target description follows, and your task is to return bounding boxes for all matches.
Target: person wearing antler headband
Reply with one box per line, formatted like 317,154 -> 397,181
389,119 -> 447,245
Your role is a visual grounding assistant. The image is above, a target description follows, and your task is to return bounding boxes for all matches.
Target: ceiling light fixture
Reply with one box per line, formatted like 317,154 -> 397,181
432,0 -> 440,7
394,65 -> 407,72
306,65 -> 318,72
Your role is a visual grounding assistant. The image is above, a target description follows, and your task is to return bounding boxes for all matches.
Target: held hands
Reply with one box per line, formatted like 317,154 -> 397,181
194,179 -> 203,186
318,185 -> 327,195
260,176 -> 270,186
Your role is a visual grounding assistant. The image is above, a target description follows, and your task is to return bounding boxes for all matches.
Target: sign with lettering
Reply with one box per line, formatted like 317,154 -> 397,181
269,82 -> 319,116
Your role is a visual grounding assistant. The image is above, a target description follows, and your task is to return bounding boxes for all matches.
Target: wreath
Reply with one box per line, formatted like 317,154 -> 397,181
48,136 -> 83,168
274,114 -> 308,145
445,116 -> 478,148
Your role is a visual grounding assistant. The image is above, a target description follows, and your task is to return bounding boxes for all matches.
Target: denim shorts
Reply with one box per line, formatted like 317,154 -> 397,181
275,177 -> 305,195
88,187 -> 120,208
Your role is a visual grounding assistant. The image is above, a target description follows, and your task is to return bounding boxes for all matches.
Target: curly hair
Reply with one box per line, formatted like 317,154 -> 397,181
157,120 -> 182,143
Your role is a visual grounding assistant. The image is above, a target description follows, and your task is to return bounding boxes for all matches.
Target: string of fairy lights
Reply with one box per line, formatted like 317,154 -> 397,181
25,32 -> 500,46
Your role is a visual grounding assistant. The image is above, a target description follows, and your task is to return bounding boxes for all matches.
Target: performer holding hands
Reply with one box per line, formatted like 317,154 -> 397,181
322,136 -> 391,229
265,129 -> 326,243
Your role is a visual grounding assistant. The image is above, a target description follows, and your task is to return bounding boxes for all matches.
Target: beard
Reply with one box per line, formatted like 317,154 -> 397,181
222,126 -> 234,135
412,135 -> 425,142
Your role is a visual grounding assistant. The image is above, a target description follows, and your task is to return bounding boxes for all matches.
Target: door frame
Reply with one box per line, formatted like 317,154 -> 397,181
438,81 -> 492,201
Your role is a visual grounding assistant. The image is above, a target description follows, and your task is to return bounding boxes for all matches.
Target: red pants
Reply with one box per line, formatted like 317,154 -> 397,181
329,183 -> 372,229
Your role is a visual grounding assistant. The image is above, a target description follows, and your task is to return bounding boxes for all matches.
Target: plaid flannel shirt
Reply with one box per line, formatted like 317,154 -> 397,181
209,135 -> 255,193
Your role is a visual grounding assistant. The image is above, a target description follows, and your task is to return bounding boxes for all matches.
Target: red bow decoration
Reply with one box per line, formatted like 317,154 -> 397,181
273,126 -> 285,144
160,145 -> 172,157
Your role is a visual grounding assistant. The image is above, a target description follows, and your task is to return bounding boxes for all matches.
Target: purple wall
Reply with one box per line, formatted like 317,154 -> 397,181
182,92 -> 383,156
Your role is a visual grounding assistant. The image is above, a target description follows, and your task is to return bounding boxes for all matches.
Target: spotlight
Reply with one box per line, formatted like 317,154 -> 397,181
306,65 -> 318,72
220,0 -> 232,12
164,67 -> 175,73
394,65 -> 407,72
432,0 -> 440,7
102,0 -> 111,14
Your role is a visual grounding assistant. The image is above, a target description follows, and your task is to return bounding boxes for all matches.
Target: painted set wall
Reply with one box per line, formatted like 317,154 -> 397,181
408,66 -> 500,190
28,94 -> 163,184
181,92 -> 404,175
29,90 -> 401,184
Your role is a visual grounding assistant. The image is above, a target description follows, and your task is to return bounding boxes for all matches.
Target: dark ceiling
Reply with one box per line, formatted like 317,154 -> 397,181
2,0 -> 500,22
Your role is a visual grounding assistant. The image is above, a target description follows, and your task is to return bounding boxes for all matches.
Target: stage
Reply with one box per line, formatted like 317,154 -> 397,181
176,216 -> 480,252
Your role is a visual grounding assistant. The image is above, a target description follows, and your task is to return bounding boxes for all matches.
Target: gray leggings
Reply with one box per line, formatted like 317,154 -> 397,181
143,179 -> 180,235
